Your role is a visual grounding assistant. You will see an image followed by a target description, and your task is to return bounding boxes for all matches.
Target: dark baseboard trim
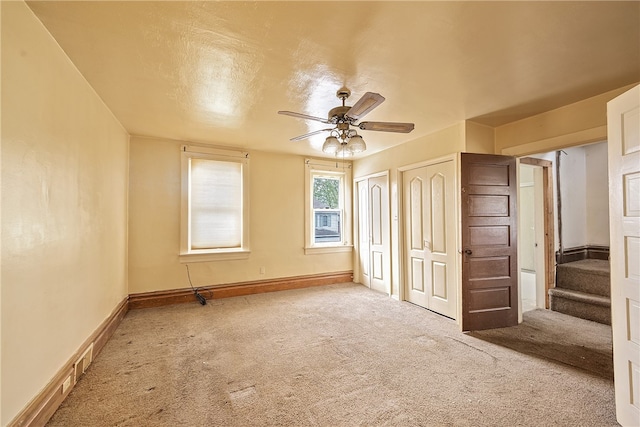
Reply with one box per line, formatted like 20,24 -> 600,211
8,297 -> 129,427
556,245 -> 609,264
128,271 -> 354,310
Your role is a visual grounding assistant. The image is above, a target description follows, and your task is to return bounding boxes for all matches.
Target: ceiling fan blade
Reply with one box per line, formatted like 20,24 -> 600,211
346,92 -> 385,120
358,121 -> 415,133
278,110 -> 331,124
290,128 -> 334,141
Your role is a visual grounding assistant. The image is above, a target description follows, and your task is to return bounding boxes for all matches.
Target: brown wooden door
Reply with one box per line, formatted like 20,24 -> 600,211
461,153 -> 518,331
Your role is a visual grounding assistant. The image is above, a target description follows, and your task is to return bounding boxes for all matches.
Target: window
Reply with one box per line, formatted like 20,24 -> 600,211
180,145 -> 250,262
304,158 -> 352,254
313,176 -> 341,243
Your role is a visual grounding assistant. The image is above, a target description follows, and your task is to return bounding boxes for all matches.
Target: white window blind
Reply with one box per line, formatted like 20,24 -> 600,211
190,158 -> 242,249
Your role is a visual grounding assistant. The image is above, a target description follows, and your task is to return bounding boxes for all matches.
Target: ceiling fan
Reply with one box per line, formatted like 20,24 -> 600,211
278,87 -> 414,156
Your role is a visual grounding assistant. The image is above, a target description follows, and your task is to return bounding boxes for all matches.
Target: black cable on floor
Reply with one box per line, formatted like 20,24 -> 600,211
186,264 -> 206,305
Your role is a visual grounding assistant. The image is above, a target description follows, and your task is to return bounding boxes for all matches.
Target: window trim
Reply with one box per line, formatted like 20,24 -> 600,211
304,158 -> 353,255
180,144 -> 250,263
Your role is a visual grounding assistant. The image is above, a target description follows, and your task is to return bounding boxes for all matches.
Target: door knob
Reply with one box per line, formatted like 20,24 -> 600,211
464,249 -> 473,255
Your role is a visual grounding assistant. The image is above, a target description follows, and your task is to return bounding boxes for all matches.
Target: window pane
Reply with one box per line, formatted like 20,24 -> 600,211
313,177 -> 340,209
191,159 -> 242,249
314,209 -> 341,243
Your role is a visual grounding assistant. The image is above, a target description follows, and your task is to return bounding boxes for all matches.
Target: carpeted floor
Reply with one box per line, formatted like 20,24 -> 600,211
47,283 -> 617,426
470,308 -> 613,380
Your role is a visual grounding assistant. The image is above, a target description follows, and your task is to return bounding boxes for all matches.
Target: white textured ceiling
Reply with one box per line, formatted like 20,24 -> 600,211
27,1 -> 640,158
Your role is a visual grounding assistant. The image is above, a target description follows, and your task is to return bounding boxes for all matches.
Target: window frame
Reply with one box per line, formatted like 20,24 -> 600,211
304,158 -> 353,255
180,144 -> 250,262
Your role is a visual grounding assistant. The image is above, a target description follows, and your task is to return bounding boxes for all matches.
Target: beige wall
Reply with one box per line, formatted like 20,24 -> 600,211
464,121 -> 495,154
354,123 -> 466,178
496,84 -> 637,157
128,136 -> 352,294
1,2 -> 129,425
353,123 -> 465,297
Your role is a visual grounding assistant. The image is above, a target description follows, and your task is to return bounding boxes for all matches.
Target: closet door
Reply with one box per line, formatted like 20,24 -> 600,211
403,161 -> 457,318
425,160 -> 457,318
368,175 -> 389,294
357,179 -> 370,287
404,166 -> 430,308
357,174 -> 390,294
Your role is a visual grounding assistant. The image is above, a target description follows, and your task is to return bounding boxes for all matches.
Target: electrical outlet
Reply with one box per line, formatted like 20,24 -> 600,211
259,266 -> 265,275
74,343 -> 94,383
62,375 -> 72,393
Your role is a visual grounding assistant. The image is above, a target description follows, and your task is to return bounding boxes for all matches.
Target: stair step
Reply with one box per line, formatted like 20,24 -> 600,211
556,259 -> 610,297
548,288 -> 610,306
548,288 -> 611,325
558,258 -> 610,275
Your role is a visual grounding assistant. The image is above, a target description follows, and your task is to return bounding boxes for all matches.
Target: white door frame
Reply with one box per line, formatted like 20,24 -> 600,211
517,157 -> 555,321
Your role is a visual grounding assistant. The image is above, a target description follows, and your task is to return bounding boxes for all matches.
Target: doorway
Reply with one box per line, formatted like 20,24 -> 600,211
518,143 -> 610,321
518,157 -> 554,315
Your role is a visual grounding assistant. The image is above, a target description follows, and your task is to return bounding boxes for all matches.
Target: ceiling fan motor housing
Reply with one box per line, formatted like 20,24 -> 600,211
328,106 -> 352,123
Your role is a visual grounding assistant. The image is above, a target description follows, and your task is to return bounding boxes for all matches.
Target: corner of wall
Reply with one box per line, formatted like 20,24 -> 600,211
464,121 -> 496,154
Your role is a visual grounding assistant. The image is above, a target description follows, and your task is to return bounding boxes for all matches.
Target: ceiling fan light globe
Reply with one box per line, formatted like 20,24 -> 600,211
348,135 -> 366,153
322,136 -> 340,154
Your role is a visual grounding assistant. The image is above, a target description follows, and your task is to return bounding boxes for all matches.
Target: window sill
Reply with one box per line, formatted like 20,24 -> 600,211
179,249 -> 251,263
304,245 -> 353,255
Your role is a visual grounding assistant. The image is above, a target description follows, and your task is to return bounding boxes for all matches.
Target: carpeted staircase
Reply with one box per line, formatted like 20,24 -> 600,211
548,259 -> 611,325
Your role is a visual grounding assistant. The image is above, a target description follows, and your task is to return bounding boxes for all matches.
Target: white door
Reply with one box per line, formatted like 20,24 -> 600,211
403,161 -> 457,318
356,174 -> 390,293
357,180 -> 370,287
608,84 -> 640,426
368,175 -> 389,294
404,166 -> 430,308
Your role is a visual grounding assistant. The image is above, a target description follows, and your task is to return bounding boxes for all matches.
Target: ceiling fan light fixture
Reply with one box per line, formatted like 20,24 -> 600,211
279,87 -> 413,156
347,135 -> 366,153
322,136 -> 340,154
335,144 -> 353,157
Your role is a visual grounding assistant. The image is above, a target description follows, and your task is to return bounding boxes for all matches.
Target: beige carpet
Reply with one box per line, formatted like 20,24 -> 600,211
470,308 -> 613,380
47,283 -> 617,426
